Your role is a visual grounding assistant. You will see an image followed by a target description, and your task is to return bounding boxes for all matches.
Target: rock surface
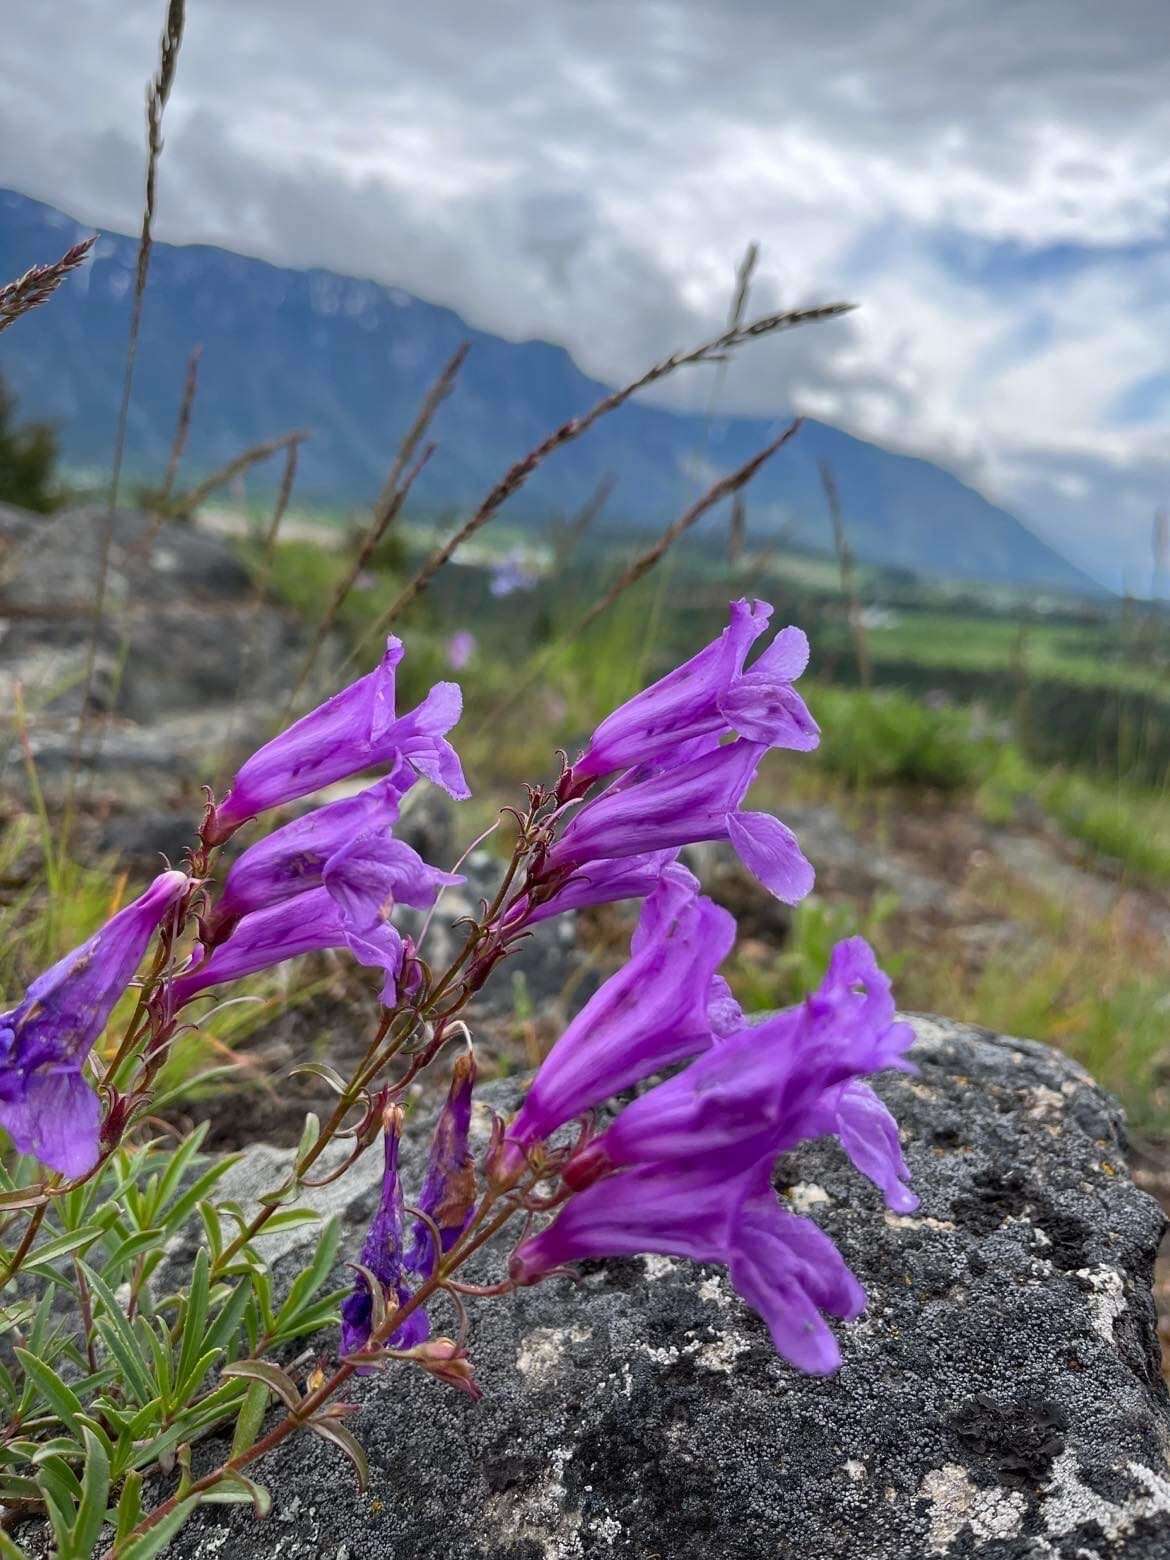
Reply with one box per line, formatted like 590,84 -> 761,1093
160,1016 -> 1169,1559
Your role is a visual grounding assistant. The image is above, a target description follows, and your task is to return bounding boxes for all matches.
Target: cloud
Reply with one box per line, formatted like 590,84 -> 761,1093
1,0 -> 1168,587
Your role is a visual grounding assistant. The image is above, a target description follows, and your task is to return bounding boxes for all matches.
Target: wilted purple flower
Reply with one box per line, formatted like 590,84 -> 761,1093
205,638 -> 468,842
548,740 -> 814,905
341,1107 -> 428,1360
566,937 -> 914,1187
489,551 -> 537,598
169,885 -> 406,1010
203,766 -> 417,940
512,1155 -> 864,1374
0,870 -> 188,1176
446,630 -> 476,671
571,599 -> 818,784
404,1050 -> 477,1278
490,872 -> 735,1186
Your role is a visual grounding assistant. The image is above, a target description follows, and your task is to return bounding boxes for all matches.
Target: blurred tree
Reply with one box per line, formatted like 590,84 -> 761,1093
0,375 -> 59,512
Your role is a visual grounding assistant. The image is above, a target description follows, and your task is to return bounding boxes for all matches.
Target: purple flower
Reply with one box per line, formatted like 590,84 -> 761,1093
404,1050 -> 477,1278
503,849 -> 681,931
340,1107 -> 428,1360
566,937 -> 914,1187
512,1154 -> 864,1374
511,938 -> 915,1374
490,872 -> 735,1184
548,740 -> 814,905
203,766 -> 417,940
0,871 -> 188,1175
169,885 -> 406,1010
446,630 -> 476,671
572,599 -> 818,784
206,638 -> 468,841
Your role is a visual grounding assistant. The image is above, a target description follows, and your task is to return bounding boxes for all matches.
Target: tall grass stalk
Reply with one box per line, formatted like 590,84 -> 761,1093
347,299 -> 851,661
0,238 -> 94,335
288,344 -> 468,704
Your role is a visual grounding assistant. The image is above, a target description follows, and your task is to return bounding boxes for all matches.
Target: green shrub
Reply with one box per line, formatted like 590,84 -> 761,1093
0,375 -> 59,512
809,685 -> 997,792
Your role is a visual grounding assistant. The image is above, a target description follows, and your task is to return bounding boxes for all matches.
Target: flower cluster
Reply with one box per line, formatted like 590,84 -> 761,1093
0,598 -> 917,1385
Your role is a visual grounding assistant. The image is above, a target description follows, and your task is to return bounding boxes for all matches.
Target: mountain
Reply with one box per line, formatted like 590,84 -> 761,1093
0,189 -> 1100,595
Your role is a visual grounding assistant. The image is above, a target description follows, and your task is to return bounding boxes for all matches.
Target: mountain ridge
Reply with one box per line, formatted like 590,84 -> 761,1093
0,188 -> 1102,596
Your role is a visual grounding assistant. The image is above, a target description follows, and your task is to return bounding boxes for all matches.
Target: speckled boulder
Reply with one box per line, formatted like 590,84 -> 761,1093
164,1016 -> 1170,1560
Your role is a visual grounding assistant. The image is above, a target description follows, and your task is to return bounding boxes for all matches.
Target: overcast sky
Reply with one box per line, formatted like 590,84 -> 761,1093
3,0 -> 1169,588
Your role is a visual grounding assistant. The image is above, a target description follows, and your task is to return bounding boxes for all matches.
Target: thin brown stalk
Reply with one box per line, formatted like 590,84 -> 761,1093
286,343 -> 468,705
168,429 -> 308,517
819,459 -> 870,689
728,493 -> 747,564
480,419 -> 803,732
728,242 -> 759,333
0,237 -> 94,335
73,0 -> 186,806
158,343 -> 202,507
346,299 -> 852,663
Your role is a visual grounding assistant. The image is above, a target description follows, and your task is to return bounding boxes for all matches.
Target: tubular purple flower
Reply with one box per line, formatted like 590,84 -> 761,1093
168,885 -> 405,1010
572,599 -> 818,783
548,740 -> 814,905
322,831 -> 463,932
203,766 -> 417,939
0,870 -> 188,1176
511,1155 -> 864,1374
340,1107 -> 428,1360
206,637 -> 468,841
503,849 -> 682,930
491,875 -> 735,1183
807,1080 -> 918,1214
404,1050 -> 477,1278
566,937 -> 914,1186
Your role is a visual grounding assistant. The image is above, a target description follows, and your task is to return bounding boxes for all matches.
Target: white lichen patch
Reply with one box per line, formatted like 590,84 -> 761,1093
641,1253 -> 679,1280
1041,1448 -> 1170,1540
697,1272 -> 733,1308
844,1459 -> 867,1482
1027,1085 -> 1067,1118
919,1464 -> 1026,1553
1076,1265 -> 1127,1345
516,1325 -> 592,1385
883,1212 -> 956,1232
786,1182 -> 831,1213
696,1331 -> 753,1374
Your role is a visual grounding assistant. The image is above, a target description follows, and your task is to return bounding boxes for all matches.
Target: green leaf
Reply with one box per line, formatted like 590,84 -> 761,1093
151,1123 -> 209,1215
229,1378 -> 270,1460
175,1249 -> 210,1391
202,1275 -> 253,1362
221,1359 -> 302,1413
98,1227 -> 166,1277
113,1469 -> 143,1546
197,1201 -> 224,1262
116,1495 -> 201,1559
14,1348 -> 83,1437
296,1112 -> 321,1162
306,1417 -> 368,1490
208,1471 -> 272,1519
79,1265 -> 154,1406
0,1530 -> 32,1558
173,1346 -> 223,1408
22,1224 -> 105,1275
70,1427 -> 110,1557
160,1155 -> 242,1235
257,1208 -> 322,1236
33,1453 -> 82,1510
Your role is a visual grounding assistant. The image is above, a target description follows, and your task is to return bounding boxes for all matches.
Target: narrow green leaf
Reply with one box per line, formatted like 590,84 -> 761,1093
14,1348 -> 83,1437
116,1495 -> 202,1560
22,1224 -> 105,1274
70,1427 -> 110,1557
197,1200 -> 224,1261
33,1452 -> 82,1509
202,1275 -> 253,1362
98,1228 -> 166,1277
296,1111 -> 321,1162
174,1346 -> 223,1408
229,1378 -> 270,1460
80,1265 -> 154,1406
210,1471 -> 272,1519
113,1469 -> 143,1546
152,1123 -> 209,1215
175,1249 -> 210,1392
258,1208 -> 322,1236
161,1155 -> 243,1235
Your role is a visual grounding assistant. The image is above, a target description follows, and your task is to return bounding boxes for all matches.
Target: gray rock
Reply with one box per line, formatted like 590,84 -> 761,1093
155,1016 -> 1168,1560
